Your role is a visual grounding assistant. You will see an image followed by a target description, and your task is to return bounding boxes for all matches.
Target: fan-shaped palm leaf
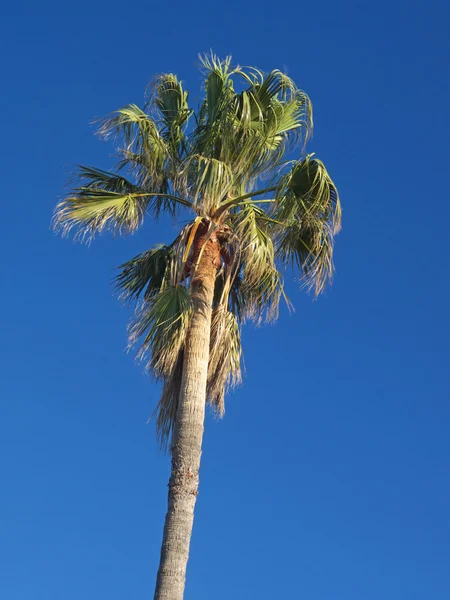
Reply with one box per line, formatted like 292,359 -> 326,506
130,284 -> 192,378
153,74 -> 191,160
53,167 -> 191,240
273,155 -> 341,294
116,244 -> 172,302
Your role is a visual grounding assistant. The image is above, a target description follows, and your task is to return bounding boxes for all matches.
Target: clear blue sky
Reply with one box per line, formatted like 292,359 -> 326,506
1,2 -> 449,599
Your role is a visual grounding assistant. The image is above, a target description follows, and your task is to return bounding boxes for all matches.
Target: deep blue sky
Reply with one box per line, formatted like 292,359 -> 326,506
1,3 -> 449,599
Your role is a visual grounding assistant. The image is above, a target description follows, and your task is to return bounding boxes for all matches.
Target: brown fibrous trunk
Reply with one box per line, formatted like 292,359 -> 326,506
153,229 -> 220,600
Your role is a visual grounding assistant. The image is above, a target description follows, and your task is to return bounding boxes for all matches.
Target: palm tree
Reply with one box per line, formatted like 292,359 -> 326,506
53,54 -> 341,600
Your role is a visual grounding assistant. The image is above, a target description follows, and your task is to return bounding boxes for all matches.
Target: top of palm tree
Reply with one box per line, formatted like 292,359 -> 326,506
53,53 -> 341,446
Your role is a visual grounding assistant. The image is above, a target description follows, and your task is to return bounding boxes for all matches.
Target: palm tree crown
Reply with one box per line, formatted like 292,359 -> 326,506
54,54 -> 341,446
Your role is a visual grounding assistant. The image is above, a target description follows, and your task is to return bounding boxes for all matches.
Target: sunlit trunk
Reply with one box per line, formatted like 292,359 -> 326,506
154,229 -> 219,600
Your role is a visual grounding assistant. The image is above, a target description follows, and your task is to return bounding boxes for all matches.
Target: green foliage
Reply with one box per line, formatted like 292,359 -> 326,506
273,155 -> 342,295
231,204 -> 286,323
54,54 -> 341,446
153,74 -> 191,159
130,285 -> 192,383
116,245 -> 172,302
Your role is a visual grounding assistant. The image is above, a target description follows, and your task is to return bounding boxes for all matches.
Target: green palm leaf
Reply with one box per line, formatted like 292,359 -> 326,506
154,75 -> 190,128
274,155 -> 341,294
200,53 -> 235,123
54,189 -> 149,240
230,204 -> 287,322
53,165 -> 192,240
116,244 -> 172,301
129,285 -> 192,446
179,155 -> 234,212
130,284 -> 192,380
98,104 -> 170,189
153,74 -> 191,160
98,104 -> 161,149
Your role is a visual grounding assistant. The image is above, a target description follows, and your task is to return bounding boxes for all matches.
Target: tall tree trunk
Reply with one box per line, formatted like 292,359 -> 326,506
154,231 -> 219,600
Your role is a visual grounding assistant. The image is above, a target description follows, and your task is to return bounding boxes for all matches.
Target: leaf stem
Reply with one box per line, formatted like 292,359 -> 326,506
214,186 -> 278,218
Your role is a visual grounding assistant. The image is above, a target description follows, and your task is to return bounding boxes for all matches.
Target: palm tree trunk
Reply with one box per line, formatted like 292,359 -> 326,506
154,231 -> 219,600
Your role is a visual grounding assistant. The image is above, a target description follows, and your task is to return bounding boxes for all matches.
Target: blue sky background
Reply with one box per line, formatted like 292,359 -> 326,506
1,2 -> 449,599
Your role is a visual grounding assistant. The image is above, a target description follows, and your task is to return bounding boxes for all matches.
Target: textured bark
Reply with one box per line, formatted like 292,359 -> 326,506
154,231 -> 219,600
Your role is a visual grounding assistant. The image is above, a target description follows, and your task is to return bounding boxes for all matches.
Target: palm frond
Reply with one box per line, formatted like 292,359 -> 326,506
278,219 -> 335,296
178,155 -> 234,212
129,285 -> 191,448
154,75 -> 190,129
207,305 -> 242,415
130,284 -> 192,379
73,165 -> 139,192
152,74 -> 191,159
228,272 -> 245,320
116,244 -> 172,302
191,54 -> 236,166
234,204 -> 274,285
199,53 -> 235,123
262,92 -> 312,149
98,104 -> 159,148
54,162 -> 194,240
231,204 -> 287,322
237,81 -> 311,176
98,104 -> 169,189
53,188 -> 149,240
153,354 -> 183,449
274,156 -> 341,294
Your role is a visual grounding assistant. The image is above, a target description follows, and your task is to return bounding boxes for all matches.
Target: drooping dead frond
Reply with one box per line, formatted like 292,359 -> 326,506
128,284 -> 191,448
277,218 -> 336,296
207,305 -> 242,415
129,285 -> 192,382
153,354 -> 183,449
